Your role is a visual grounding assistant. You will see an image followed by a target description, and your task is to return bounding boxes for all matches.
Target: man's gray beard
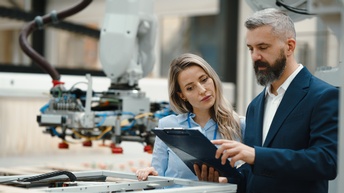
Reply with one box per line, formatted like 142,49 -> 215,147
254,50 -> 286,86
256,71 -> 277,86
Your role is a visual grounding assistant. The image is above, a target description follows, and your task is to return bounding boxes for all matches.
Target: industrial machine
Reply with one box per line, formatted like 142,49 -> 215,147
19,0 -> 173,153
1,0 -> 343,192
0,170 -> 237,193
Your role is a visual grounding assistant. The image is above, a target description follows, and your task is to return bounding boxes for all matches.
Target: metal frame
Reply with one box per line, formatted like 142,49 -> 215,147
0,170 -> 237,193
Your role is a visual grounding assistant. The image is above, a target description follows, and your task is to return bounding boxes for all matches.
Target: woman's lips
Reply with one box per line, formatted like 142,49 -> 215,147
201,95 -> 211,102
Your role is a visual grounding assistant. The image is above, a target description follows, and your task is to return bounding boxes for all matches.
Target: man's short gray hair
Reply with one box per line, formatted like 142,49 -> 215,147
245,8 -> 296,40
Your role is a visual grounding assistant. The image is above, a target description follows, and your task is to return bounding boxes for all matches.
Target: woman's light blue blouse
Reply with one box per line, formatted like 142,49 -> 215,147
151,113 -> 246,180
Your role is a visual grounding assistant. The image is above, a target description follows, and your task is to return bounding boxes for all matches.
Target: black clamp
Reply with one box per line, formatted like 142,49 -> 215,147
34,10 -> 59,30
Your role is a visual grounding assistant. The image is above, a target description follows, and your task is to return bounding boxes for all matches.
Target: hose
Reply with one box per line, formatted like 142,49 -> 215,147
18,0 -> 93,81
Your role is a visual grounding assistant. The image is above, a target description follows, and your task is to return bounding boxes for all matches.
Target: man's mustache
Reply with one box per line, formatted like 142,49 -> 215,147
254,61 -> 269,69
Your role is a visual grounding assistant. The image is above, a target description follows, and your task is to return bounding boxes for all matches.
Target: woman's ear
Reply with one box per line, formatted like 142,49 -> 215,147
177,92 -> 186,101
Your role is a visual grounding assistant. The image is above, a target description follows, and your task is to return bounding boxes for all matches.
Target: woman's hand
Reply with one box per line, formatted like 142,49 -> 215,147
135,167 -> 158,181
194,164 -> 223,183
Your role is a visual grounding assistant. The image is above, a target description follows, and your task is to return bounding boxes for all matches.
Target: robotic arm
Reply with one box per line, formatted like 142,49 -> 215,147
32,0 -> 172,152
245,0 -> 312,22
99,0 -> 156,87
245,0 -> 343,45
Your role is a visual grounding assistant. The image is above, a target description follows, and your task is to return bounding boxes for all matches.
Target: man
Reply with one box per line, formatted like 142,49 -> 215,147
195,8 -> 338,193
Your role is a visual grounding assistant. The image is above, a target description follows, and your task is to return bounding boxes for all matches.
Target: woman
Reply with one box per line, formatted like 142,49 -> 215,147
136,53 -> 245,183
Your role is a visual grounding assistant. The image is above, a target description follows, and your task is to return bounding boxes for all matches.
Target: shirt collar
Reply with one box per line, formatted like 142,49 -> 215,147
177,112 -> 216,128
265,64 -> 304,96
175,113 -> 189,125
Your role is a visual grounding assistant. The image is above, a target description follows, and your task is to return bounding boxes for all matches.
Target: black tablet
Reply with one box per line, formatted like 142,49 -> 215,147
152,128 -> 242,182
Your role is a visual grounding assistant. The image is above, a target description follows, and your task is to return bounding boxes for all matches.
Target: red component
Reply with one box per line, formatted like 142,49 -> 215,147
83,140 -> 92,147
52,80 -> 65,87
111,147 -> 123,154
58,142 -> 69,149
110,143 -> 116,148
144,145 -> 153,153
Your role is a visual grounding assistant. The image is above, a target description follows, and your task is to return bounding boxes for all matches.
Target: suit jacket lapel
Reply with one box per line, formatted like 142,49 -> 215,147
255,91 -> 266,146
263,68 -> 310,147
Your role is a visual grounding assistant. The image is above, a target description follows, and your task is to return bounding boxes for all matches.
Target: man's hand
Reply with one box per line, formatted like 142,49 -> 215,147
212,139 -> 255,167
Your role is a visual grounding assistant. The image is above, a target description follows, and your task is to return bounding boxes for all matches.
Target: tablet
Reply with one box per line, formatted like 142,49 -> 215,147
152,128 -> 242,182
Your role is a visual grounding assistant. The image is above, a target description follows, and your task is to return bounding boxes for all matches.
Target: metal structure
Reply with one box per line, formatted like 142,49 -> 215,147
17,0 -> 173,152
0,170 -> 237,193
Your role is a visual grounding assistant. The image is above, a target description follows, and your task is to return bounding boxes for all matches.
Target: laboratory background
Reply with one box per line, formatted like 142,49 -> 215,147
0,0 -> 343,192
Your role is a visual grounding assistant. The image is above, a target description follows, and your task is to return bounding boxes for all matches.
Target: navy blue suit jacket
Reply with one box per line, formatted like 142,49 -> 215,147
241,67 -> 338,193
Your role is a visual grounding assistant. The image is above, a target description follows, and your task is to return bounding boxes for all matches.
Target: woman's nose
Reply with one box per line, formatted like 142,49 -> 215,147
197,84 -> 206,94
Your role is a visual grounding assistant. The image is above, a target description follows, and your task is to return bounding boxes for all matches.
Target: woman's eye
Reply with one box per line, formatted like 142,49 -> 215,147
201,77 -> 208,83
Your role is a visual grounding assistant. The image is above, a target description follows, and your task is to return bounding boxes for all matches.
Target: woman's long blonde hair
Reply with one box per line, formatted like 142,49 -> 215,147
168,53 -> 242,141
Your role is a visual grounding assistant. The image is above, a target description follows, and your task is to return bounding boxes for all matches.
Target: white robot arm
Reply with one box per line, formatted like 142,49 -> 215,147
99,0 -> 156,87
245,0 -> 343,39
36,0 -> 164,152
245,0 -> 311,22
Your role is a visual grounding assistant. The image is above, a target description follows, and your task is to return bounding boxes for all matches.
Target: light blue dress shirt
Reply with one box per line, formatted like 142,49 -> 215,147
151,112 -> 245,181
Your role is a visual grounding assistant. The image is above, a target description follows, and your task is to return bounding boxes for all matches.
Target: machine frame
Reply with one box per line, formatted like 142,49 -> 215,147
0,170 -> 237,193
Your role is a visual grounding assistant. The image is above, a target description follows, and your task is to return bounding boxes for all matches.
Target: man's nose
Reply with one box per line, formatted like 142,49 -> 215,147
251,50 -> 262,62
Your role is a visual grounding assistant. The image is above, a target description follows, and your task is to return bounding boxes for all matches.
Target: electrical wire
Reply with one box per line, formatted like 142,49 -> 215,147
18,0 -> 93,81
121,119 -> 136,131
39,103 -> 50,113
71,126 -> 113,141
69,81 -> 88,91
135,112 -> 153,119
0,6 -> 100,38
50,127 -> 62,137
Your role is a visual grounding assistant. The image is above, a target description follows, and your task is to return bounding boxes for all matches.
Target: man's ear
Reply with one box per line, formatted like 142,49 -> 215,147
286,38 -> 296,56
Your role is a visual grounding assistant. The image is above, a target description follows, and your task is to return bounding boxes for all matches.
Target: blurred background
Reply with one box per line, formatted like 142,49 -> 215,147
0,1 -> 341,190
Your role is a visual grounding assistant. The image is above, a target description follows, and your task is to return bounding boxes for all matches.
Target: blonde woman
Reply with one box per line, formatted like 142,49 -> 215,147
136,53 -> 245,183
